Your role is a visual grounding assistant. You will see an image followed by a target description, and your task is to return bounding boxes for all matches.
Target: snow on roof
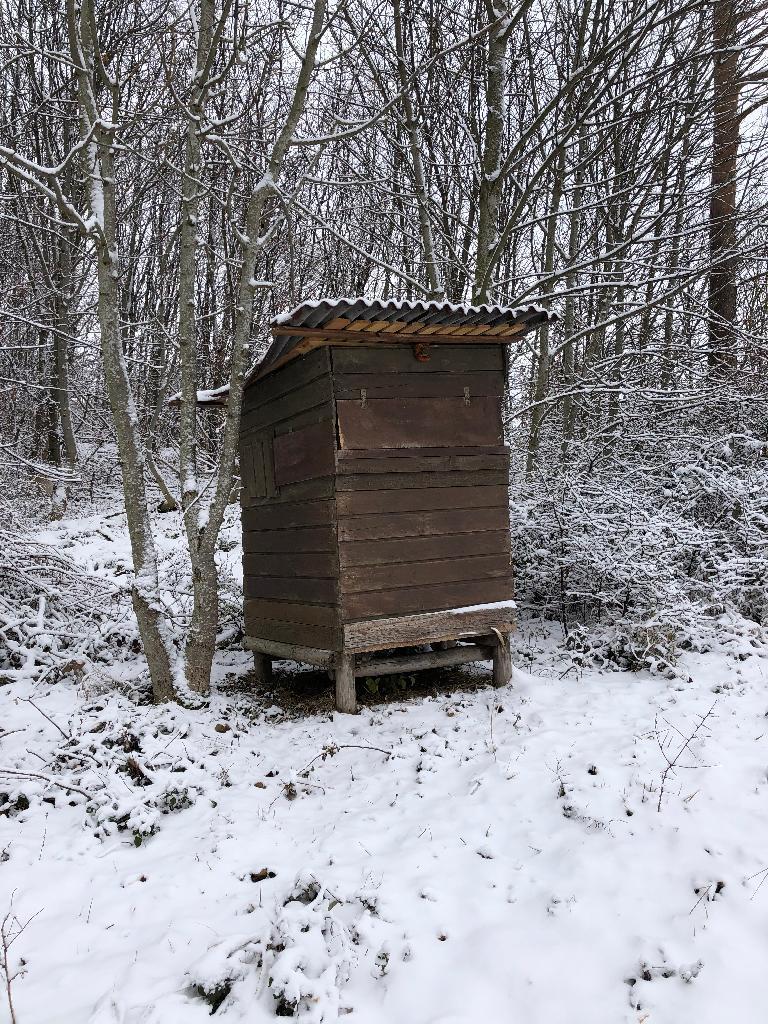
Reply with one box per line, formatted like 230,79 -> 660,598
272,295 -> 551,326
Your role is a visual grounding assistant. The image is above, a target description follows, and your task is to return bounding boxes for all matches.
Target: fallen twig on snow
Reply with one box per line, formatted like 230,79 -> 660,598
0,767 -> 92,801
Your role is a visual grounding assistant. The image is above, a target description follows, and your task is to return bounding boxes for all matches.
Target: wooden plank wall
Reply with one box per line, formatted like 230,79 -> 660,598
331,345 -> 514,621
240,347 -> 342,650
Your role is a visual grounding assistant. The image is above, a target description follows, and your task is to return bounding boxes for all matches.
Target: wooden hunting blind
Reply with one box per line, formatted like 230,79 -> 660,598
239,296 -> 551,712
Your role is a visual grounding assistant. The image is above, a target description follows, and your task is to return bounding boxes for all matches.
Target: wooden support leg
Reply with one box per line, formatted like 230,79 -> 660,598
253,651 -> 272,686
334,651 -> 357,714
492,635 -> 512,688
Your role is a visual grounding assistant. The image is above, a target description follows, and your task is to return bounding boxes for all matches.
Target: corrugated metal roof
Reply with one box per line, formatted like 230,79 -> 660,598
250,295 -> 553,382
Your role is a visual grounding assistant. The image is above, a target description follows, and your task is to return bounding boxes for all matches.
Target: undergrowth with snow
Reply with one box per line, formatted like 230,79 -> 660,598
4,638 -> 768,1024
2,475 -> 768,1023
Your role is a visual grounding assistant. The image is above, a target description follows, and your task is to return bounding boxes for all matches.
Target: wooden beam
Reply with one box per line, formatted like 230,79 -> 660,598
334,651 -> 357,713
344,603 -> 516,653
354,644 -> 493,678
243,636 -> 333,668
252,651 -> 272,685
492,634 -> 512,687
271,325 -> 527,344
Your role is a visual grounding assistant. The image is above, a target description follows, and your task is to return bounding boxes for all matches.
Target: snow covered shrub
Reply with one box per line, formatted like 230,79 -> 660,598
186,871 -> 403,1020
510,413 -> 768,672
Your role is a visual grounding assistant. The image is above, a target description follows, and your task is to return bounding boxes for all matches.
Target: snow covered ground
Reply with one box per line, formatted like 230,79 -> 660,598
3,507 -> 768,1024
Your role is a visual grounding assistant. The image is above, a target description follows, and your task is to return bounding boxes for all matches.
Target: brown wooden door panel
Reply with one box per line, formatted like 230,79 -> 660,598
273,419 -> 335,487
337,397 -> 503,449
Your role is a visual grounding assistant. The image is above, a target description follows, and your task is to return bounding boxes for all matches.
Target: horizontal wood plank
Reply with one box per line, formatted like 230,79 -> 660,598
331,345 -> 504,374
336,472 -> 508,493
333,371 -> 503,401
242,475 -> 334,509
242,525 -> 337,553
243,551 -> 337,578
243,618 -> 340,651
341,553 -> 511,593
337,396 -> 503,450
339,530 -> 510,568
242,499 -> 335,532
342,577 -> 514,621
354,643 -> 494,677
336,484 -> 509,516
336,453 -> 509,476
338,506 -> 508,542
243,635 -> 334,667
337,445 -> 507,460
244,598 -> 338,626
244,575 -> 337,604
275,326 -> 524,344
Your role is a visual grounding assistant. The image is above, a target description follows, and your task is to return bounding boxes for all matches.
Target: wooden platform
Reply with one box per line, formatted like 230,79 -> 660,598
244,601 -> 514,713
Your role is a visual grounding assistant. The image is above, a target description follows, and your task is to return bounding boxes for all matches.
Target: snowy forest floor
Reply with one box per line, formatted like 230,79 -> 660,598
3,504 -> 768,1024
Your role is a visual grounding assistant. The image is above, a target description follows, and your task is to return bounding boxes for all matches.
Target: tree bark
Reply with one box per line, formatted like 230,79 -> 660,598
68,0 -> 177,703
526,146 -> 564,476
393,0 -> 443,298
473,2 -> 512,304
183,0 -> 327,696
708,0 -> 741,371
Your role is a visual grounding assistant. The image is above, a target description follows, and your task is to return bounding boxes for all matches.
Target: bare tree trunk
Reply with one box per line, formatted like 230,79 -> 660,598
526,146 -> 564,476
708,0 -> 741,371
68,0 -> 176,702
560,133 -> 586,458
183,0 -> 327,695
393,0 -> 443,298
473,2 -> 513,304
178,0 -> 216,694
53,229 -> 78,470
